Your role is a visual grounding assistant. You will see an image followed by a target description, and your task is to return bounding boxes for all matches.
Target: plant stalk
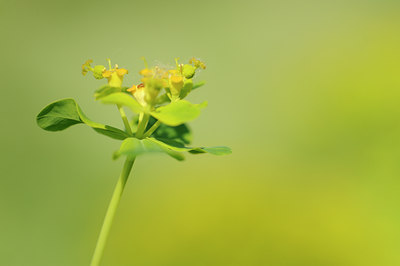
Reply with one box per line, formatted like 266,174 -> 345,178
135,112 -> 150,139
117,105 -> 133,135
143,120 -> 161,138
90,157 -> 136,266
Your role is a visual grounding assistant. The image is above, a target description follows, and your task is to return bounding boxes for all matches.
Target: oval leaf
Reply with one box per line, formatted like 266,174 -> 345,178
113,137 -> 184,161
36,98 -> 130,140
151,100 -> 207,126
192,81 -> 206,91
148,138 -> 232,156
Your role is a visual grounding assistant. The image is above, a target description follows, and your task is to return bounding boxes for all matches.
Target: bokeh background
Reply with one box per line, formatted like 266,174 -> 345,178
2,0 -> 400,265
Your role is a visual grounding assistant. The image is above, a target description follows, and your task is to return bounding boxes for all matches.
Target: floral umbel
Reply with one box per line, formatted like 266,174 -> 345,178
36,57 -> 231,266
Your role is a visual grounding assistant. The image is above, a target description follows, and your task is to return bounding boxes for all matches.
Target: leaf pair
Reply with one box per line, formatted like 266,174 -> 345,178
36,98 -> 231,161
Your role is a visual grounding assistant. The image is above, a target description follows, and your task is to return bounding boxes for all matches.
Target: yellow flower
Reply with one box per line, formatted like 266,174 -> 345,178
103,66 -> 128,88
127,83 -> 147,106
81,59 -> 93,75
168,74 -> 183,97
189,57 -> 206,69
139,68 -> 153,77
82,59 -> 127,85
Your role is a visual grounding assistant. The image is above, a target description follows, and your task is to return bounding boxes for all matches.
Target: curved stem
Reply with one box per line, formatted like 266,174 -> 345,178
143,120 -> 161,138
90,157 -> 136,266
117,104 -> 133,135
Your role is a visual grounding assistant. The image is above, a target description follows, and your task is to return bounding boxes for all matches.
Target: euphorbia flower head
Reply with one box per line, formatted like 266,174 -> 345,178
82,59 -> 128,88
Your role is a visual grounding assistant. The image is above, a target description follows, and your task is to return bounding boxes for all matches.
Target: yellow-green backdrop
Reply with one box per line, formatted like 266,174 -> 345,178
2,0 -> 400,265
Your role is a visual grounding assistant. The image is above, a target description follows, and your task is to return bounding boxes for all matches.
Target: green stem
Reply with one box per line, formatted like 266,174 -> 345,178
117,105 -> 133,135
90,157 -> 136,266
135,112 -> 150,139
142,120 -> 161,138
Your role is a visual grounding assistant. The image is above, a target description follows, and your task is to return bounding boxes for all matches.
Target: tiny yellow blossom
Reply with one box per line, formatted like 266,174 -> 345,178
102,65 -> 128,88
82,59 -> 126,85
127,84 -> 147,106
82,59 -> 94,75
189,57 -> 206,69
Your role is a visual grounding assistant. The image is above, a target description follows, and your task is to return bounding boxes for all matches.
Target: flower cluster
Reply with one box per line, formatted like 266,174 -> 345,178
38,56 -> 230,160
82,57 -> 206,109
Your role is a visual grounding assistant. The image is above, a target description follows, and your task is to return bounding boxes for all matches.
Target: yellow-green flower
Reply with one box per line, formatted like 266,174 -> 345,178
102,67 -> 128,88
127,84 -> 147,107
81,59 -> 93,76
81,59 -> 106,80
189,57 -> 206,69
169,73 -> 184,96
82,59 -> 128,87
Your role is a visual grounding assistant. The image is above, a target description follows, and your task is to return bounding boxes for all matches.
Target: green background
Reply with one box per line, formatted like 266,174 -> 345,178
2,0 -> 400,265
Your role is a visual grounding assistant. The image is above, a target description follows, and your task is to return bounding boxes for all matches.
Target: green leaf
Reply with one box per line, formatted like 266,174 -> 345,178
188,146 -> 233,155
36,98 -> 130,140
113,137 -> 231,161
100,92 -> 143,113
151,100 -> 207,126
148,138 -> 232,156
192,81 -> 205,90
113,138 -> 185,161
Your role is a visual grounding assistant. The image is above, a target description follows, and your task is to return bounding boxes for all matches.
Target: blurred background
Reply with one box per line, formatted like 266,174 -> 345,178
2,0 -> 400,265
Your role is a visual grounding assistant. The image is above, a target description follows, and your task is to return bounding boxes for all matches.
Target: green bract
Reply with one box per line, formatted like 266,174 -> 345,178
151,100 -> 207,126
